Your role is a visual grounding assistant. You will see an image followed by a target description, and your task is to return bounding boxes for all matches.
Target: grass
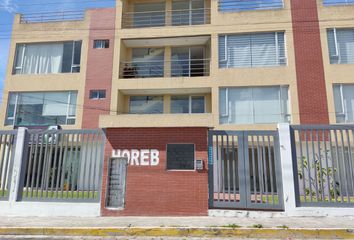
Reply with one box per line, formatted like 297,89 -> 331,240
21,190 -> 99,200
276,225 -> 289,229
251,224 -> 263,229
299,195 -> 354,203
222,224 -> 241,229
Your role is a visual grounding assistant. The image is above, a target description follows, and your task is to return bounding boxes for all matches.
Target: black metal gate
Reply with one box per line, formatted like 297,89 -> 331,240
208,130 -> 284,210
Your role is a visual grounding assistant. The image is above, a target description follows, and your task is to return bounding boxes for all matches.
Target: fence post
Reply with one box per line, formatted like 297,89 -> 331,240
277,123 -> 297,214
8,127 -> 28,203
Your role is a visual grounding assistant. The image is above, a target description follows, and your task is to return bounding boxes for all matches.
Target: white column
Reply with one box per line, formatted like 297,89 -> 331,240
277,123 -> 297,214
9,127 -> 28,203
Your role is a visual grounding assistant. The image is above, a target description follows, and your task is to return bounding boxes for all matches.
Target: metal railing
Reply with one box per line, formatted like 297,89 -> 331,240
122,8 -> 211,28
291,125 -> 354,207
0,131 -> 17,201
21,129 -> 105,202
324,0 -> 354,6
120,59 -> 210,78
218,0 -> 284,12
20,11 -> 85,23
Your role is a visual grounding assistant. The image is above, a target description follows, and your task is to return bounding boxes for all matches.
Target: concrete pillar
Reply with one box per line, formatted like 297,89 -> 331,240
9,127 -> 28,203
277,123 -> 297,214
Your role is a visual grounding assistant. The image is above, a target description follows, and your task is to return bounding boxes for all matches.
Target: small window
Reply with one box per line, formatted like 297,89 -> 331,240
167,144 -> 195,170
93,40 -> 110,49
170,95 -> 205,114
89,90 -> 106,99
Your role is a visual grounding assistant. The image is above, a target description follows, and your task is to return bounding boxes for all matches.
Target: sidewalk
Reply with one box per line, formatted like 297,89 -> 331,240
0,216 -> 353,239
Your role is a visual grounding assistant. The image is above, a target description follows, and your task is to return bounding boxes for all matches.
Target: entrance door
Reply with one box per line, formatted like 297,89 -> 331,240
208,130 -> 284,210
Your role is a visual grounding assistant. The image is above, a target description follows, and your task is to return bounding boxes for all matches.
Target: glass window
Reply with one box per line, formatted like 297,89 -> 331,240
89,90 -> 106,99
167,144 -> 195,170
93,40 -> 110,49
323,0 -> 354,6
171,95 -> 205,114
327,28 -> 354,64
219,0 -> 283,12
219,32 -> 286,68
129,96 -> 164,114
131,48 -> 165,78
13,41 -> 82,75
219,86 -> 289,124
133,2 -> 166,28
172,0 -> 205,26
333,84 -> 354,123
5,91 -> 78,127
171,46 -> 206,77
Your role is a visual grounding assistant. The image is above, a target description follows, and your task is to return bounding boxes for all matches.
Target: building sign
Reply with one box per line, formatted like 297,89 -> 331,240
112,149 -> 160,166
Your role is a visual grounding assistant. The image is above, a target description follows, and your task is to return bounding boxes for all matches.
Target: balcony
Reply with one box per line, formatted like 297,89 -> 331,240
121,0 -> 210,29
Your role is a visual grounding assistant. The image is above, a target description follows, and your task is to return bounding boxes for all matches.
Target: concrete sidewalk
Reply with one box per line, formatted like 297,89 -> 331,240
0,216 -> 353,239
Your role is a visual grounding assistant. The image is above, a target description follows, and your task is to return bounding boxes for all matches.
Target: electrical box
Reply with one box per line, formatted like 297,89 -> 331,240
196,159 -> 204,171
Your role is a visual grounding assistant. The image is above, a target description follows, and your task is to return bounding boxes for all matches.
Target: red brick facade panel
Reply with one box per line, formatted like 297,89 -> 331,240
101,127 -> 209,216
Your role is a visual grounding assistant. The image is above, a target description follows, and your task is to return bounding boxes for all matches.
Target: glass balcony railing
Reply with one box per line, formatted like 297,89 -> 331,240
122,8 -> 211,28
120,59 -> 210,78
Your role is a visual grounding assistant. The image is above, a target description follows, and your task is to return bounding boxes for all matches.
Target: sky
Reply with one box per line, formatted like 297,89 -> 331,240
0,0 -> 116,92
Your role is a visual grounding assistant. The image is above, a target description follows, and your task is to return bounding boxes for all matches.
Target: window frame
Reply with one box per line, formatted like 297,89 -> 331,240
93,39 -> 110,49
327,27 -> 354,64
166,143 -> 196,171
170,95 -> 206,114
333,84 -> 354,123
128,95 -> 164,114
89,90 -> 107,100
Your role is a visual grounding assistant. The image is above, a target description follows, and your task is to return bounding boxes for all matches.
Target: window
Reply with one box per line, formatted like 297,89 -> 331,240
172,0 -> 205,26
219,32 -> 286,68
131,48 -> 165,78
327,28 -> 354,64
219,86 -> 290,124
13,41 -> 82,75
129,96 -> 164,114
93,40 -> 109,49
171,96 -> 205,113
171,46 -> 207,77
218,0 -> 284,12
166,144 -> 195,170
89,90 -> 106,99
5,91 -> 77,127
324,0 -> 354,6
133,2 -> 166,28
333,84 -> 354,123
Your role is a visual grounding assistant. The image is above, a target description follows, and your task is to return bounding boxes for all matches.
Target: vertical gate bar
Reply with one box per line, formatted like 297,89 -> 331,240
256,135 -> 263,204
267,135 -> 275,204
221,134 -> 225,202
50,132 -> 59,199
72,133 -> 80,199
304,130 -> 313,202
30,134 -> 39,199
226,135 -> 231,201
92,132 -> 100,199
46,133 -> 55,198
213,135 -> 220,202
262,135 -> 269,204
347,129 -> 354,200
81,133 -> 88,199
232,135 -> 237,201
317,130 -> 325,202
66,134 -> 74,199
25,135 -> 34,197
76,133 -> 83,199
208,132 -> 214,207
0,135 -> 4,196
329,130 -> 338,203
60,134 -> 69,198
87,133 -> 95,199
298,129 -> 306,202
323,130 -> 332,203
238,132 -> 247,207
3,134 -> 13,196
35,133 -> 44,199
39,132 -> 50,199
311,129 -> 320,202
55,133 -> 65,198
334,130 -> 344,203
250,135 -> 257,204
339,130 -> 350,203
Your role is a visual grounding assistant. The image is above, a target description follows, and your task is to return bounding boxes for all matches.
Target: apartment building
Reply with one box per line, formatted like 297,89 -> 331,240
1,0 -> 354,216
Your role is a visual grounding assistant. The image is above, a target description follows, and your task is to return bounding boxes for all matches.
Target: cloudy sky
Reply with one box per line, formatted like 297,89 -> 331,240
0,0 -> 115,94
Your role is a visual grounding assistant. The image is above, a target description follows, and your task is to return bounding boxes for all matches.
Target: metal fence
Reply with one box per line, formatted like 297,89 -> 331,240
209,130 -> 283,210
122,8 -> 211,28
0,131 -> 17,201
291,125 -> 354,207
120,59 -> 210,78
218,0 -> 284,12
20,11 -> 85,23
20,129 -> 105,202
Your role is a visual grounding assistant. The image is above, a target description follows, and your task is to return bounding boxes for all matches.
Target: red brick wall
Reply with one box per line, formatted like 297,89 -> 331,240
82,8 -> 116,129
101,127 -> 209,216
291,0 -> 330,124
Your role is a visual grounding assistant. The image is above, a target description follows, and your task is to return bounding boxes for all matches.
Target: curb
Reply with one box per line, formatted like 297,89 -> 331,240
0,227 -> 353,239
